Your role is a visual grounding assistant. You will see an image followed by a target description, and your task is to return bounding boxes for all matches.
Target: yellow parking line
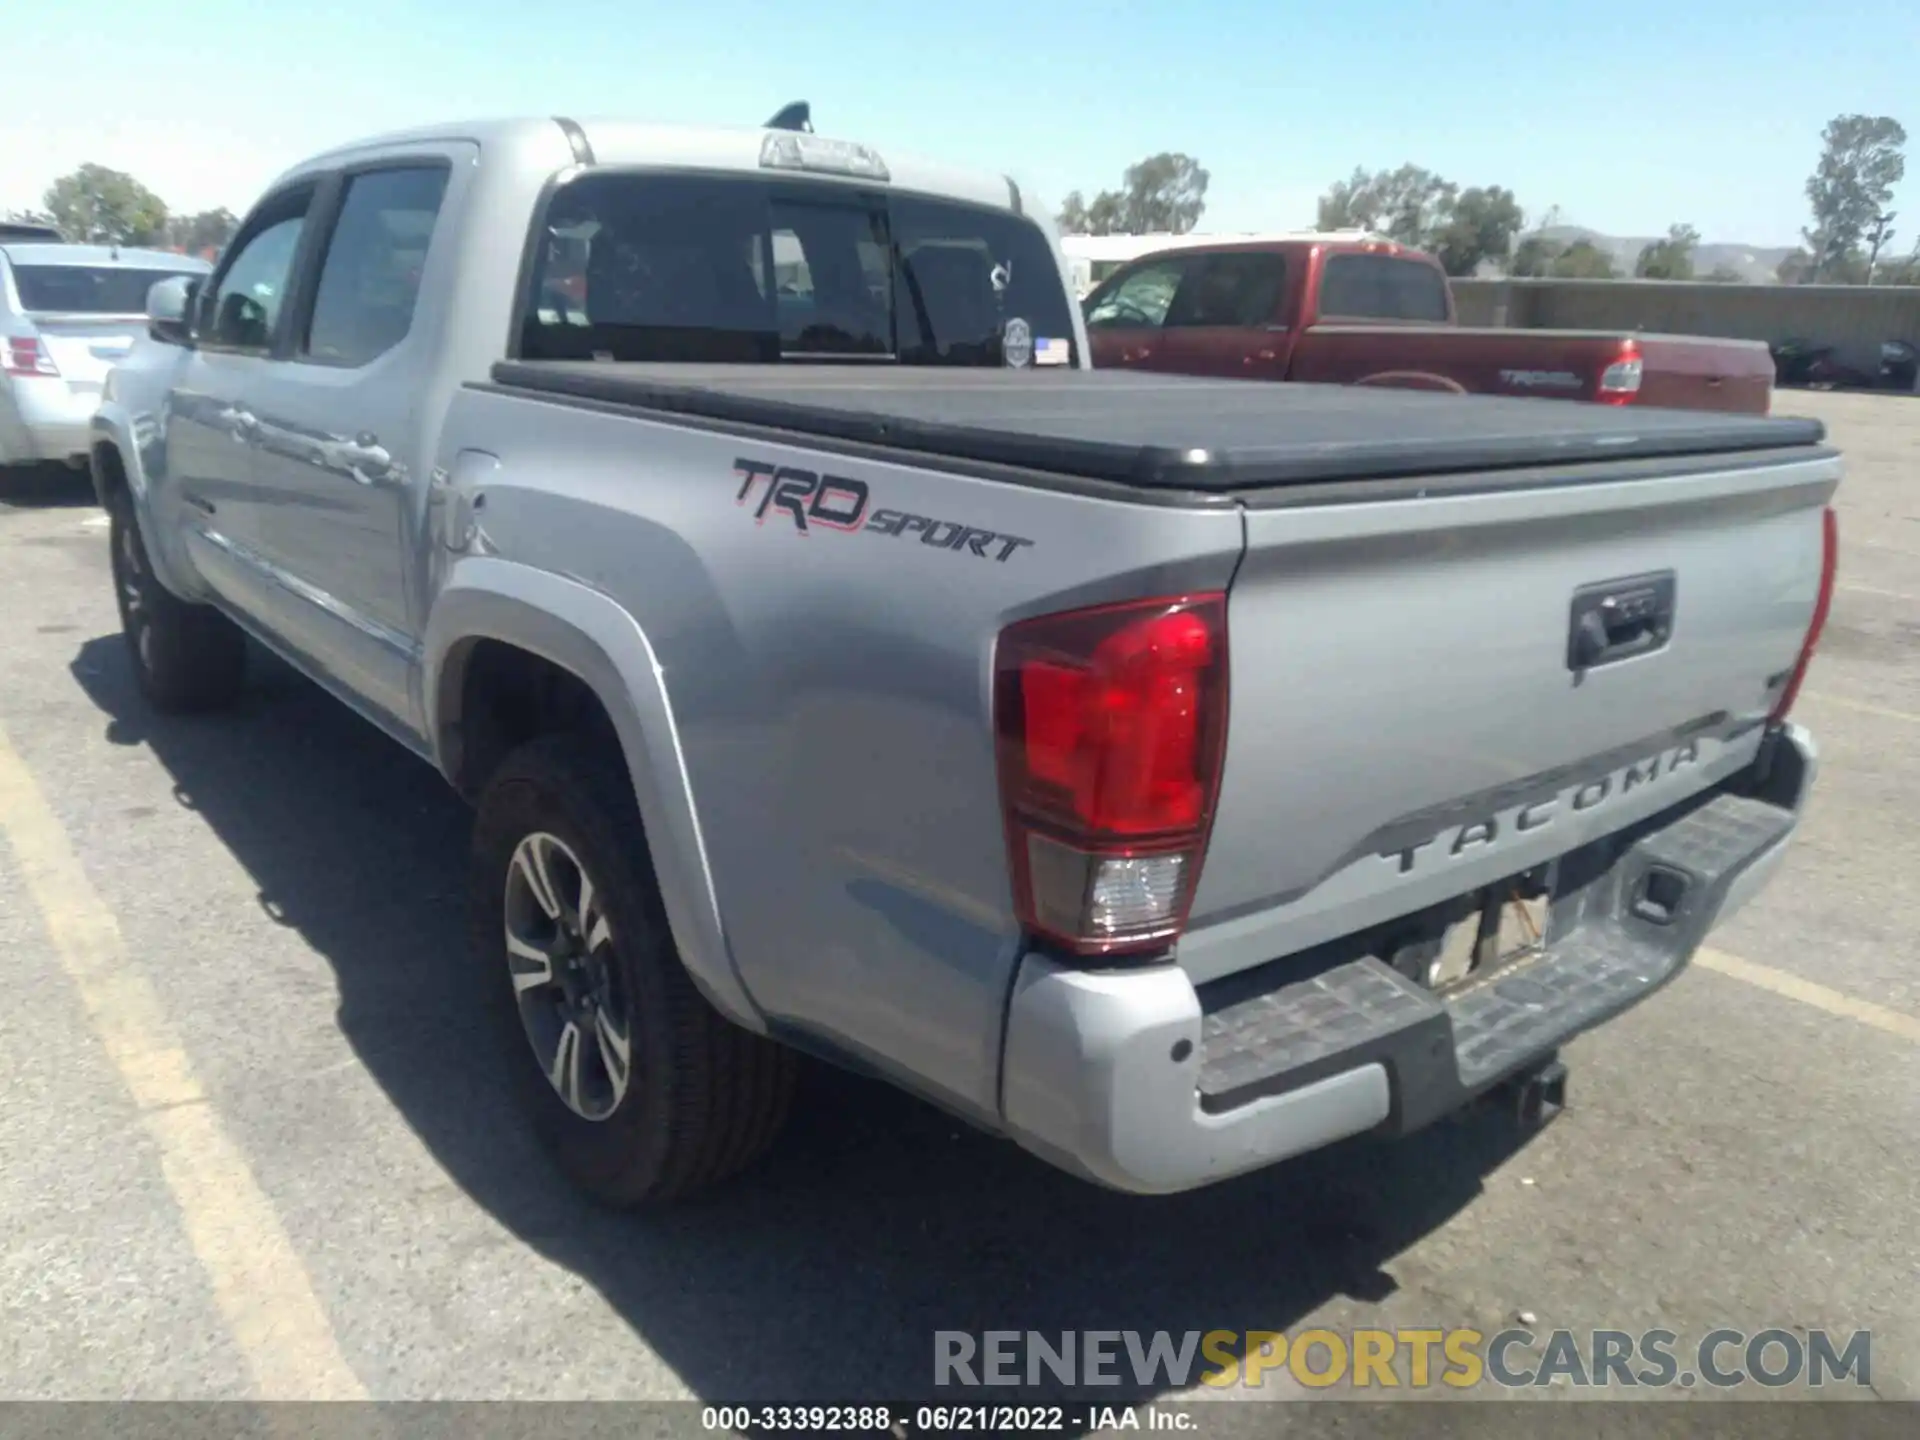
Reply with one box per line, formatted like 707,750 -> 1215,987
0,723 -> 365,1401
1695,947 -> 1920,1044
1798,691 -> 1920,725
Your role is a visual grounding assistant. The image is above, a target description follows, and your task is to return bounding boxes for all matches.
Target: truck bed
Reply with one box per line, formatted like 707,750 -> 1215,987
489,362 -> 1826,495
451,348 -> 1838,1177
1289,326 -> 1777,415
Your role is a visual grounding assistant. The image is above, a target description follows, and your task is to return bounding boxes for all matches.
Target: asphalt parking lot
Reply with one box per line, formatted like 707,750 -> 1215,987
0,392 -> 1914,1416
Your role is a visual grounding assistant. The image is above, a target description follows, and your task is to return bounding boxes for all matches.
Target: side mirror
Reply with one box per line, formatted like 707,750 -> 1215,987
147,275 -> 200,345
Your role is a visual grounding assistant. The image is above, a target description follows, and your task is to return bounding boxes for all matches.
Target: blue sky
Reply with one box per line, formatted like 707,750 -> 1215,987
4,0 -> 1915,249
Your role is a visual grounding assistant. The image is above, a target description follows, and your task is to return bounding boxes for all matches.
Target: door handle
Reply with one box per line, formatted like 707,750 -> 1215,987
220,407 -> 260,442
1567,572 -> 1677,672
332,433 -> 394,486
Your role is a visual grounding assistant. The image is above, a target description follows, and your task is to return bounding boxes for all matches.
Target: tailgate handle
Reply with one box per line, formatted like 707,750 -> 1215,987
1568,571 -> 1676,672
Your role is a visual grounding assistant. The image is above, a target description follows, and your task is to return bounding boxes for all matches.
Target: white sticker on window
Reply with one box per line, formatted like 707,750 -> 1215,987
1003,316 -> 1034,369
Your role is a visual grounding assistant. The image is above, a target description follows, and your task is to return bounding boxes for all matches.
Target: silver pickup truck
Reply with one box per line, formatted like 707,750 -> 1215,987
91,113 -> 1839,1206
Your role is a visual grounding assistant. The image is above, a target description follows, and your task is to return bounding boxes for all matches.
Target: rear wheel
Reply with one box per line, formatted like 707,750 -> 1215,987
107,487 -> 247,712
471,734 -> 796,1204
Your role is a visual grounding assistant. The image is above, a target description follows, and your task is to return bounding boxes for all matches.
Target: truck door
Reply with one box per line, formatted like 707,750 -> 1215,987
239,157 -> 459,738
1082,253 -> 1193,371
1153,251 -> 1291,379
162,183 -> 322,622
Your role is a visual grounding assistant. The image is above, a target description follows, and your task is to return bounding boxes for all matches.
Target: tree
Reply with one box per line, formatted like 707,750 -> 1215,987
1509,235 -> 1559,277
1801,114 -> 1906,280
1505,211 -> 1622,280
1111,153 -> 1210,234
1316,164 -> 1458,247
1549,239 -> 1619,279
1507,206 -> 1564,277
1085,191 -> 1125,235
1876,239 -> 1920,287
43,164 -> 169,246
1865,210 -> 1897,283
1633,224 -> 1701,280
1057,153 -> 1210,236
1775,248 -> 1814,284
166,208 -> 237,256
1430,186 -> 1525,276
1703,264 -> 1744,284
1315,167 -> 1522,273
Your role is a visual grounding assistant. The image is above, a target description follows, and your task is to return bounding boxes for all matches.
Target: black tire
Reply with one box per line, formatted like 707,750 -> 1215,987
107,487 -> 247,713
471,733 -> 796,1205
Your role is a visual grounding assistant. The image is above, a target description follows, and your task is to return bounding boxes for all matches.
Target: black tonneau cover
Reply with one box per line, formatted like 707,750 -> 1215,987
489,362 -> 1827,491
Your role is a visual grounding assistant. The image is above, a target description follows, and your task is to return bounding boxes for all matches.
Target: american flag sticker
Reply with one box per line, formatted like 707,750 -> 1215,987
1034,337 -> 1071,366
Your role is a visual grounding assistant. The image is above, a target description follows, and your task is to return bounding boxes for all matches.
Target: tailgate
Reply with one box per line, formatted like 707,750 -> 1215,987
1179,447 -> 1839,985
1634,334 -> 1775,414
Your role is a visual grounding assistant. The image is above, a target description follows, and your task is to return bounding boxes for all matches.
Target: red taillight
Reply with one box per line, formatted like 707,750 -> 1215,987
1598,340 -> 1642,405
3,336 -> 60,378
1769,507 -> 1838,724
995,594 -> 1228,957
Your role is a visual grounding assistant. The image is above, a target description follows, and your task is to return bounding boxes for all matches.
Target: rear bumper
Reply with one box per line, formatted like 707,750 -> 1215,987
999,724 -> 1817,1194
0,377 -> 99,463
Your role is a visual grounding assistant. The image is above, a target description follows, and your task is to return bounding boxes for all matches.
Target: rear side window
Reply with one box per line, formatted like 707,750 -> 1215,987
519,171 -> 1077,367
304,166 -> 449,366
1084,256 -> 1190,330
1318,255 -> 1449,322
1162,253 -> 1287,328
11,265 -> 202,315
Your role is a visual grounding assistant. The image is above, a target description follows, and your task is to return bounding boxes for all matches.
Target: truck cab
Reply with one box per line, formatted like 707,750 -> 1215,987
1084,233 -> 1449,377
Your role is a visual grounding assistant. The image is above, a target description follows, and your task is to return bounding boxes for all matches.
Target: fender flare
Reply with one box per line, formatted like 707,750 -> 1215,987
87,410 -> 129,512
88,404 -> 209,602
422,556 -> 764,1032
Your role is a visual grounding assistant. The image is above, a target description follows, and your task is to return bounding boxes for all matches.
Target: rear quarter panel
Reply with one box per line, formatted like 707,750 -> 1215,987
1290,325 -> 1602,399
429,386 -> 1244,1122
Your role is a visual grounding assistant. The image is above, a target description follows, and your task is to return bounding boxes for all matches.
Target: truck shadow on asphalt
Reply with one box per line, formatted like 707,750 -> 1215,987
73,634 -> 1544,1413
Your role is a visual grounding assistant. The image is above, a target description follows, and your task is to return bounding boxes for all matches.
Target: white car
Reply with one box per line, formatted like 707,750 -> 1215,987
1,242 -> 210,471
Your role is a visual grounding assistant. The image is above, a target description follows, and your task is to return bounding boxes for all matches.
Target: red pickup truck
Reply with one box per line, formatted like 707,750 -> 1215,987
1083,235 -> 1775,413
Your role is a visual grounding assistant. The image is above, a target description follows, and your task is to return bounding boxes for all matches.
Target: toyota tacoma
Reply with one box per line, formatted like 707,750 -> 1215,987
90,110 -> 1837,1203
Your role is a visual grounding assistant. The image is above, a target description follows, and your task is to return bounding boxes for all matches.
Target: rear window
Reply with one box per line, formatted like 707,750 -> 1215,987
11,265 -> 201,315
1317,255 -> 1450,322
519,172 -> 1077,367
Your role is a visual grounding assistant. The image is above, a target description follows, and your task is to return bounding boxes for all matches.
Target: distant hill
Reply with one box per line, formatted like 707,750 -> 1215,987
1535,225 -> 1794,283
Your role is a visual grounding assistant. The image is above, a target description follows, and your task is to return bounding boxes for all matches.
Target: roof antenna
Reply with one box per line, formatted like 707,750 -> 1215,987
764,101 -> 812,133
